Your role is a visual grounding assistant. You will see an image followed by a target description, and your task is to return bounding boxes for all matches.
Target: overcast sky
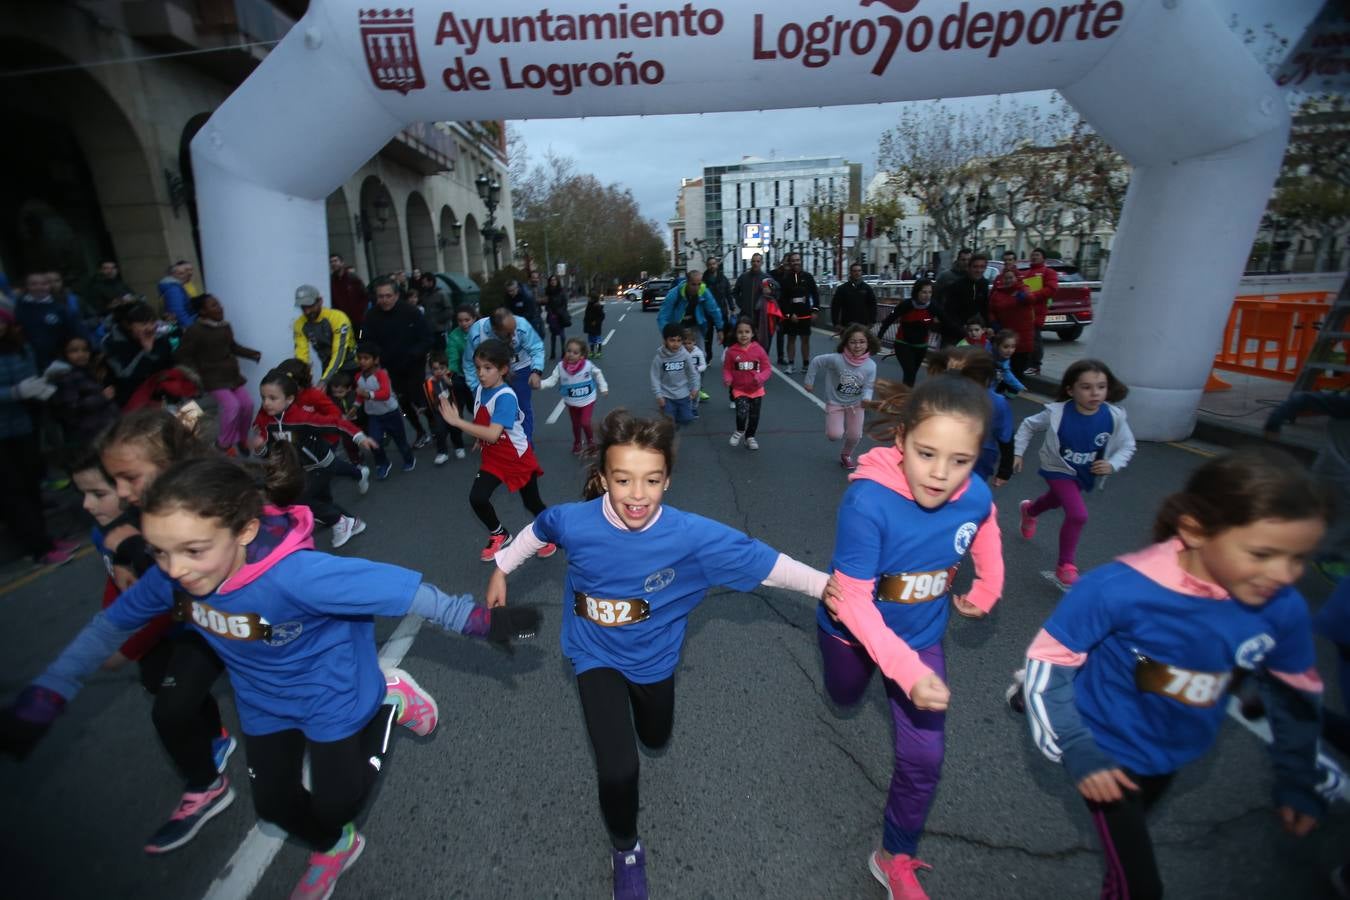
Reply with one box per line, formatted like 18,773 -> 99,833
506,0 -> 1323,238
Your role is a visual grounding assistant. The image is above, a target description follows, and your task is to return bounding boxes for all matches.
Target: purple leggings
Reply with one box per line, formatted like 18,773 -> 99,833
817,628 -> 946,856
211,385 -> 254,449
1028,477 -> 1088,567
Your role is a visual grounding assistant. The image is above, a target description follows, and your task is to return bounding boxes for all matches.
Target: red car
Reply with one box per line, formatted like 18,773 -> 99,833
986,259 -> 1095,341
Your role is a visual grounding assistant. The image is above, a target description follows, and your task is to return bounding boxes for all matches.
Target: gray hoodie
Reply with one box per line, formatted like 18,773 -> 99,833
650,344 -> 700,399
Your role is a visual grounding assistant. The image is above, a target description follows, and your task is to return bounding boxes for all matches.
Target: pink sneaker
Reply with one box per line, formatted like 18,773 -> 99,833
383,667 -> 438,736
289,828 -> 365,900
480,531 -> 510,562
1018,499 -> 1037,540
37,545 -> 77,566
1055,563 -> 1080,587
538,542 -> 558,559
869,850 -> 932,900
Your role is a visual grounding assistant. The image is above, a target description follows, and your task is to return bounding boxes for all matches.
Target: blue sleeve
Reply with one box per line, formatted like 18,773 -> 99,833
463,328 -> 481,390
33,611 -> 141,700
520,321 -> 545,371
1004,363 -> 1027,393
1042,570 -> 1117,653
490,392 -> 519,427
1263,590 -> 1318,675
704,292 -> 724,328
693,517 -> 779,592
995,396 -> 1013,442
532,505 -> 565,545
408,582 -> 481,635
163,283 -> 194,327
830,484 -> 885,581
1257,671 -> 1325,816
1023,657 -> 1120,782
283,554 -> 423,618
103,565 -> 177,629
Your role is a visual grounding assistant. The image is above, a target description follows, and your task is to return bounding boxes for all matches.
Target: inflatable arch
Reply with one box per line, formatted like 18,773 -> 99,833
192,0 -> 1289,440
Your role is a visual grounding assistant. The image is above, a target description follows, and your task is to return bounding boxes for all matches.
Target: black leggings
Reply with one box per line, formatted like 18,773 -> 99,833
468,471 -> 546,534
300,465 -> 348,527
138,631 -> 227,790
734,395 -> 762,437
1087,770 -> 1174,900
576,668 -> 676,850
389,367 -> 429,438
244,703 -> 396,851
895,343 -> 928,387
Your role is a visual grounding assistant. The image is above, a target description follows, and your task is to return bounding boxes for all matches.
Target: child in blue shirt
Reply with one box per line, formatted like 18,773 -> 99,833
1019,448 -> 1331,900
0,451 -> 538,900
1013,359 -> 1136,586
486,408 -> 830,900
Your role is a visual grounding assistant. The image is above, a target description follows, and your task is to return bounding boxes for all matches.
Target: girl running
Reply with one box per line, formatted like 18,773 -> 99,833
819,374 -> 1004,900
484,408 -> 830,900
436,338 -> 556,562
173,293 -> 262,454
539,337 -> 609,455
877,278 -> 939,387
722,317 -> 771,450
1020,448 -> 1331,900
252,368 -> 374,547
990,329 -> 1027,396
804,324 -> 879,470
1,451 -> 539,900
584,293 -> 606,358
1013,359 -> 1137,586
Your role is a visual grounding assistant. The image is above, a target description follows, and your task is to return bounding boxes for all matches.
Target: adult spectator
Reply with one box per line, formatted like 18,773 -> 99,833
1023,247 -> 1059,375
774,252 -> 819,372
657,269 -> 724,340
85,259 -> 134,315
416,271 -> 454,343
702,257 -> 733,356
988,266 -> 1035,375
362,277 -> 434,447
543,274 -> 570,360
0,305 -> 75,565
503,279 -> 541,333
831,262 -> 877,331
732,252 -> 767,326
934,248 -> 972,297
158,261 -> 196,328
462,308 -> 545,437
292,284 -> 356,388
15,272 -> 85,369
329,254 -> 369,329
936,251 -> 990,346
103,300 -> 173,405
1000,249 -> 1018,274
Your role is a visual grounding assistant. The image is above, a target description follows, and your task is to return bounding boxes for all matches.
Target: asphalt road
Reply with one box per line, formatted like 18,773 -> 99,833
1,300 -> 1346,900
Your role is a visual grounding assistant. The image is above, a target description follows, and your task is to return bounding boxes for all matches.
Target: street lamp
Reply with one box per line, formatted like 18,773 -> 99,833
437,216 -> 462,249
476,173 -> 504,271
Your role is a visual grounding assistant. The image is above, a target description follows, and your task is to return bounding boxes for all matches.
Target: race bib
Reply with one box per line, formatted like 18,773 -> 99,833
173,595 -> 272,641
736,360 -> 760,371
1134,655 -> 1233,708
876,567 -> 957,604
573,591 -> 651,627
566,384 -> 593,398
663,360 -> 686,372
838,378 -> 863,396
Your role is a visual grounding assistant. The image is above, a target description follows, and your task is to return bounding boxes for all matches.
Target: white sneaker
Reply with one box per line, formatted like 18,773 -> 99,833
746,437 -> 759,450
729,431 -> 743,447
434,452 -> 449,465
728,400 -> 736,410
454,448 -> 466,459
784,363 -> 795,374
331,515 -> 367,548
357,465 -> 370,495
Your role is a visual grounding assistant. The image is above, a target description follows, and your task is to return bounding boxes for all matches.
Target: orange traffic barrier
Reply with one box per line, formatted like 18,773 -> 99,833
1211,292 -> 1347,389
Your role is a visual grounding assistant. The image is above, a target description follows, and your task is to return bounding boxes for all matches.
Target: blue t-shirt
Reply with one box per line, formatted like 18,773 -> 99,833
1044,562 -> 1316,775
1042,403 -> 1112,490
819,476 -> 994,650
106,553 -> 423,740
532,499 -> 779,682
977,388 -> 1013,479
481,383 -> 520,428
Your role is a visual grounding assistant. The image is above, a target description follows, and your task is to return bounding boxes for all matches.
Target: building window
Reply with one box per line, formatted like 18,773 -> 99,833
789,180 -> 795,206
750,183 -> 755,207
736,184 -> 741,209
774,181 -> 780,205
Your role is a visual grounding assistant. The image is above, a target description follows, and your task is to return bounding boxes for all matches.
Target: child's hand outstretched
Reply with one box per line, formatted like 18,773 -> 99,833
486,569 -> 508,608
1077,767 -> 1139,804
1012,455 -> 1024,474
910,673 -> 950,711
439,394 -> 462,425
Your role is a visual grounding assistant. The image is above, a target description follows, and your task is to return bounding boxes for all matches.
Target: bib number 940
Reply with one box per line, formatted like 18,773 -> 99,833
573,592 -> 651,627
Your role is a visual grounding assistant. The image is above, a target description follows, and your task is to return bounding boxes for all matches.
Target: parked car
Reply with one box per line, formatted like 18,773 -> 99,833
641,278 -> 673,312
985,258 -> 1094,341
622,284 -> 643,301
816,272 -> 841,290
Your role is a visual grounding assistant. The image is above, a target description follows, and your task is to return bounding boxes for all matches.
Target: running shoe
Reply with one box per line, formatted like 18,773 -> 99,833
1023,366 -> 1041,376
1055,563 -> 1079,587
454,449 -> 466,460
869,850 -> 932,900
289,827 -> 365,900
481,531 -> 511,562
1018,500 -> 1037,540
784,363 -> 795,374
572,442 -> 583,455
728,401 -> 736,410
212,731 -> 237,773
728,432 -> 743,447
144,777 -> 235,854
375,462 -> 393,480
698,390 -> 710,401
746,437 -> 759,451
611,842 -> 648,900
412,434 -> 431,450
538,543 -> 558,559
357,465 -> 370,495
840,454 -> 857,471
1004,668 -> 1026,714
401,457 -> 416,473
434,453 -> 449,466
383,667 -> 438,736
331,516 -> 366,549
37,545 -> 77,566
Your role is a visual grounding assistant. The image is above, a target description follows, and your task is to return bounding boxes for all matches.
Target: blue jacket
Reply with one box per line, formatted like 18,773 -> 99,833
657,280 -> 724,332
15,295 -> 85,369
463,316 -> 545,389
158,276 -> 194,328
0,345 -> 37,439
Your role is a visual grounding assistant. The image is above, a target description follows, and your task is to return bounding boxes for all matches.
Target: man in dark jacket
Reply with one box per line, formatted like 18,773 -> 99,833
84,260 -> 135,315
361,277 -> 434,446
503,279 -> 542,333
702,257 -> 733,356
934,248 -> 972,297
772,252 -> 818,373
936,252 -> 990,346
830,262 -> 877,331
329,254 -> 369,329
15,272 -> 86,369
732,252 -> 766,327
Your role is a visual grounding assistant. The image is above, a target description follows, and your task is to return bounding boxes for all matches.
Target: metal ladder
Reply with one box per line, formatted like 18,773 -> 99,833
1290,271 -> 1350,393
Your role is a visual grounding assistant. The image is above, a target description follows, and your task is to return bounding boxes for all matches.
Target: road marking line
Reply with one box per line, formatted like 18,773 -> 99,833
619,314 -> 626,322
200,615 -> 425,900
770,365 -> 826,411
603,328 -> 616,345
545,398 -> 566,425
0,545 -> 95,596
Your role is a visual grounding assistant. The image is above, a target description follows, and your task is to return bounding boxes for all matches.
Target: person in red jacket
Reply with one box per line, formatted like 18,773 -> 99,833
329,254 -> 369,329
1023,248 -> 1059,375
988,266 -> 1035,376
723,317 -> 773,450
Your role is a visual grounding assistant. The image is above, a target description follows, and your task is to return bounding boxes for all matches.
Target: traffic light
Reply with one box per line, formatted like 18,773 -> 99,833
860,252 -> 867,264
